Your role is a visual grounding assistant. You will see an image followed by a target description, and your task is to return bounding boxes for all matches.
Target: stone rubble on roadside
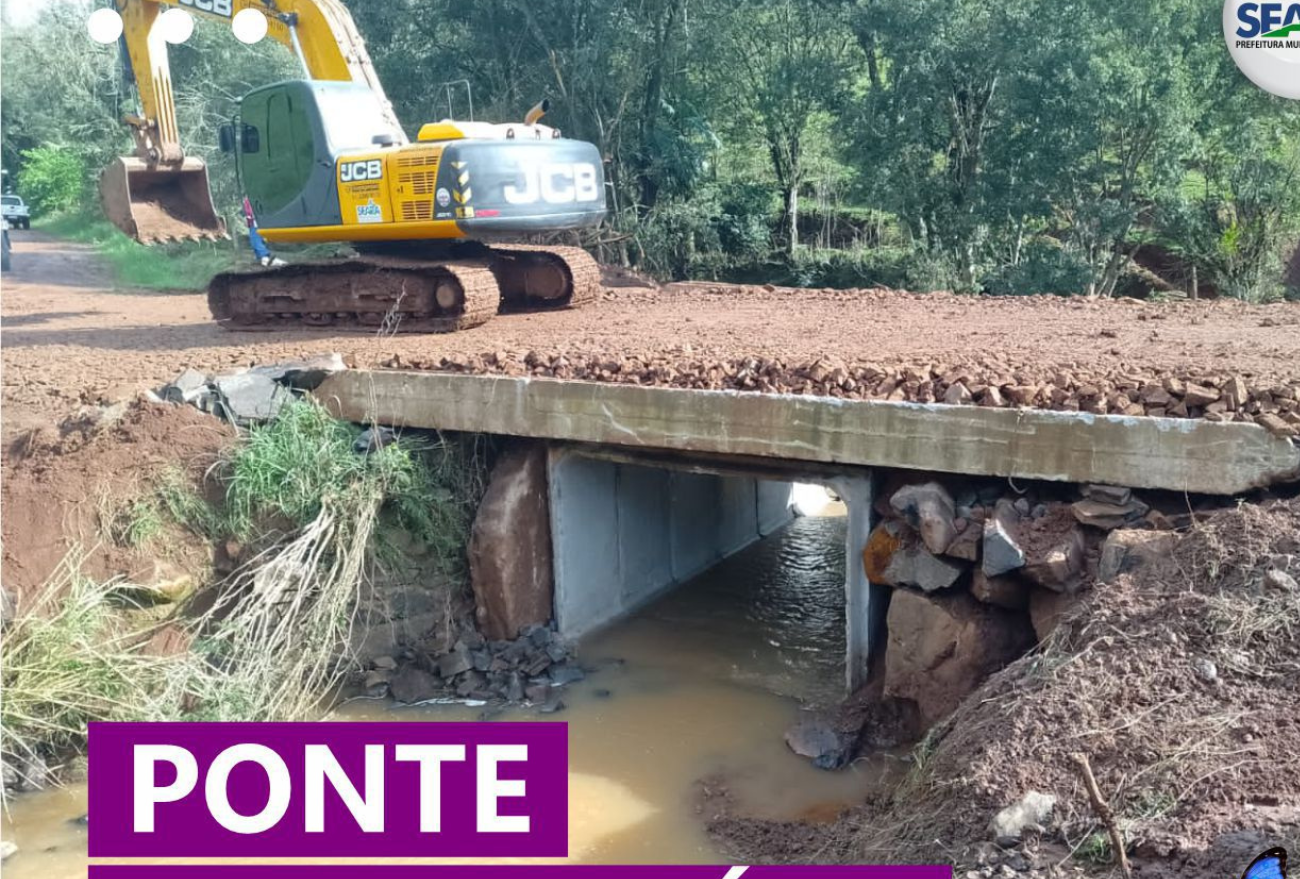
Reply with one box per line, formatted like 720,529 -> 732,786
403,346 -> 1300,440
376,622 -> 587,710
153,354 -> 348,427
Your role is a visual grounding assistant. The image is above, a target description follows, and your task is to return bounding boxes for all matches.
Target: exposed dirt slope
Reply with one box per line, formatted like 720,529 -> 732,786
3,232 -> 1298,441
2,402 -> 233,602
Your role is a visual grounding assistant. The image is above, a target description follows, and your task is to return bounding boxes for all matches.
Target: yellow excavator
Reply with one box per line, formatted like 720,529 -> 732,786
102,0 -> 606,332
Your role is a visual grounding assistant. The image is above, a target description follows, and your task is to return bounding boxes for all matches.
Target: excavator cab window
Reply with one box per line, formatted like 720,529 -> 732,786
239,83 -> 315,216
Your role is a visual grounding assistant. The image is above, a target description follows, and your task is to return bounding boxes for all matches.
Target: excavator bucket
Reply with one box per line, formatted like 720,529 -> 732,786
99,156 -> 228,244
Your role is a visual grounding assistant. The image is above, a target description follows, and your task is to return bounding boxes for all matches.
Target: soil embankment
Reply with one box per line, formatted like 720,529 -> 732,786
2,402 -> 232,604
705,497 -> 1300,878
3,231 -> 1299,444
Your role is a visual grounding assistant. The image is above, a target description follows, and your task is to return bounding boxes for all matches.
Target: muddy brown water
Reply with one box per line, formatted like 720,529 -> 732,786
2,504 -> 903,873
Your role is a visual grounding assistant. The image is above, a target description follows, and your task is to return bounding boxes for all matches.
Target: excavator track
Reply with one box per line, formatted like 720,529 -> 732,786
208,256 -> 500,334
486,244 -> 603,311
208,245 -> 602,334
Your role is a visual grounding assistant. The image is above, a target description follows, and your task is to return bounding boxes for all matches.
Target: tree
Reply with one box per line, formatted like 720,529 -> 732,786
710,0 -> 855,256
16,147 -> 86,216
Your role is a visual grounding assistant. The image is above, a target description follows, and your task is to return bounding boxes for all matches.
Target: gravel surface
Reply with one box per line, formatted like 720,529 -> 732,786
3,232 -> 1299,441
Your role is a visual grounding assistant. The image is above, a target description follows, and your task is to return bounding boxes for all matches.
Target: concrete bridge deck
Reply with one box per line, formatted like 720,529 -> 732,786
315,370 -> 1300,496
314,369 -> 1299,692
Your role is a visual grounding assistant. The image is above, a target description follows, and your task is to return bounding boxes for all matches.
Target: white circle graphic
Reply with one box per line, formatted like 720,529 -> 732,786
87,8 -> 124,44
232,8 -> 269,45
1224,0 -> 1300,99
159,8 -> 195,44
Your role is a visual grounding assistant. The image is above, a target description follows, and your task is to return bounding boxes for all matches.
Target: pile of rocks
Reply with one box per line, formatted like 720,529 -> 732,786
369,623 -> 586,713
151,354 -> 347,426
394,349 -> 1300,439
865,479 -> 1160,727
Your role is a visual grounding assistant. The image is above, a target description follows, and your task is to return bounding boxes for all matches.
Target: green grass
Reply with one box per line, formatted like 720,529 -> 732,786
107,498 -> 165,548
148,399 -> 479,568
155,467 -> 227,541
1077,831 -> 1112,865
220,400 -> 475,570
36,213 -> 241,291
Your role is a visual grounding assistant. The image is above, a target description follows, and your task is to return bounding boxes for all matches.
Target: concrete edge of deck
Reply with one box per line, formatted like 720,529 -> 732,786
313,370 -> 1300,496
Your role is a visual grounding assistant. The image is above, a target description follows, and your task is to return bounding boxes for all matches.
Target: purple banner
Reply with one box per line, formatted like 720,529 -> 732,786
90,868 -> 951,878
88,722 -> 568,858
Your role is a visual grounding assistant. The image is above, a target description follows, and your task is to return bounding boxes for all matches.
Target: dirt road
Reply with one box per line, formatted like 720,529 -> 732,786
3,231 -> 1299,440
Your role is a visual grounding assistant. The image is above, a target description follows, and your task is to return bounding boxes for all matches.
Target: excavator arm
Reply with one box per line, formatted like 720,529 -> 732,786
103,0 -> 404,243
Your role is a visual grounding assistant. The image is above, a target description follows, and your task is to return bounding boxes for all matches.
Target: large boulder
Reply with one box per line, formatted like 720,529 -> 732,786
890,482 -> 957,554
983,502 -> 1027,576
971,570 -> 1031,610
863,520 -> 967,593
1098,529 -> 1178,584
784,718 -> 857,771
884,590 -> 1035,725
1029,588 -> 1080,641
1022,524 -> 1087,593
469,443 -> 554,640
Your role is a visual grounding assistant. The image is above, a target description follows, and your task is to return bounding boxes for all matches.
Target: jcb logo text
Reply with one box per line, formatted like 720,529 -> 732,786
177,0 -> 233,17
504,163 -> 599,206
340,160 -> 384,183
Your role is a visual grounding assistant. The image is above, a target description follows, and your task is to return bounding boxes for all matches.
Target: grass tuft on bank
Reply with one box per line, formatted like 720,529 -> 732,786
0,555 -> 199,781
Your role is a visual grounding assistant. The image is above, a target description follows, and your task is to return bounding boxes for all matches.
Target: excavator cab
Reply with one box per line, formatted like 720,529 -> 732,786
99,156 -> 227,244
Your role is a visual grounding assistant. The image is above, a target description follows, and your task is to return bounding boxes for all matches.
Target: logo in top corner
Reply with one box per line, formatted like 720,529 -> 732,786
1225,1 -> 1300,98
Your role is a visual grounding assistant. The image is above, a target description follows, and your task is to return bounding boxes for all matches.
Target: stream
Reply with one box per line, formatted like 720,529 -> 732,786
2,501 -> 903,873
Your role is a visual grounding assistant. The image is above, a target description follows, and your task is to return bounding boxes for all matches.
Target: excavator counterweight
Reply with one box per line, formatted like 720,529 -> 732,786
100,157 -> 227,243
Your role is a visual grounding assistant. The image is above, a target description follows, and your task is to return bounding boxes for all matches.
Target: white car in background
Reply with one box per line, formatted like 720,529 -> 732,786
2,194 -> 30,230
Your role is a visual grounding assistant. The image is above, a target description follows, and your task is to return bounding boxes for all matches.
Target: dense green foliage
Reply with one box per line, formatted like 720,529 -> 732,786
15,146 -> 86,216
3,0 -> 1297,299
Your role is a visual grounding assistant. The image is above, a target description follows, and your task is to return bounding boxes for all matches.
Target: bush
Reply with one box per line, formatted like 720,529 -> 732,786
708,246 -> 959,291
982,238 -> 1095,296
716,183 -> 777,258
16,146 -> 87,217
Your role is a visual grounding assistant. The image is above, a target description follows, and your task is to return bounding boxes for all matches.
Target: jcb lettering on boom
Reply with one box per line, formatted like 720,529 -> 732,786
340,160 -> 384,183
177,0 -> 233,17
504,163 -> 600,206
